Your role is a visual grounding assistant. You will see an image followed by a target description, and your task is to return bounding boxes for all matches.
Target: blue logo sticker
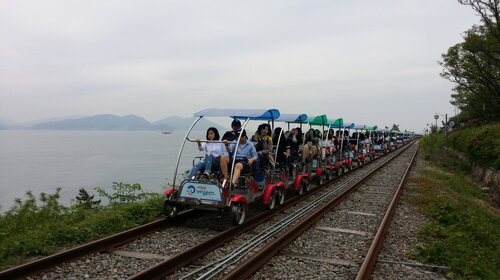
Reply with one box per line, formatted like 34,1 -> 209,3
187,185 -> 196,194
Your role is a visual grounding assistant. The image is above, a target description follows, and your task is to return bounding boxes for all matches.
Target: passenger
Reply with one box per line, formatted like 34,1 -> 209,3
314,129 -> 322,140
222,119 -> 242,141
304,128 -> 318,161
225,129 -> 258,187
273,127 -> 292,175
287,128 -> 301,160
252,123 -> 273,167
333,130 -> 341,151
350,132 -> 358,151
321,130 -> 333,159
358,133 -> 368,152
185,127 -> 229,179
328,129 -> 335,141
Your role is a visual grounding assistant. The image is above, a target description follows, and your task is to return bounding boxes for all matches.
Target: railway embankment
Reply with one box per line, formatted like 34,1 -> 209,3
396,135 -> 500,280
446,123 -> 500,206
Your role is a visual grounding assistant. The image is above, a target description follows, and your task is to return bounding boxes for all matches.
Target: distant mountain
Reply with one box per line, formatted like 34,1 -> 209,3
22,115 -> 87,127
31,114 -> 154,130
153,116 -> 223,131
2,114 -> 225,131
0,117 -> 21,129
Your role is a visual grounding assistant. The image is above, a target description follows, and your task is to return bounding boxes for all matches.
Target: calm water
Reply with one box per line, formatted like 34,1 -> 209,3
0,130 -> 205,211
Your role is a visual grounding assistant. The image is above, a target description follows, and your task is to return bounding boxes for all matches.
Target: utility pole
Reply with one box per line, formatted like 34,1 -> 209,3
434,114 -> 439,132
444,113 -> 448,149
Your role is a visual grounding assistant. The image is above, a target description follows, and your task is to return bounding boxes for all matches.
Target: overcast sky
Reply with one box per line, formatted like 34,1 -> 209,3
0,0 -> 479,132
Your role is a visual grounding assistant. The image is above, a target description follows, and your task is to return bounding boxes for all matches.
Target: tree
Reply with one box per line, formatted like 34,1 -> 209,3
391,124 -> 400,131
74,188 -> 101,209
439,0 -> 500,121
430,124 -> 439,134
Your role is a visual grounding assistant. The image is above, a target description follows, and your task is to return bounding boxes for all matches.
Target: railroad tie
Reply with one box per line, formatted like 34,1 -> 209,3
315,226 -> 370,236
280,251 -> 357,267
111,250 -> 170,260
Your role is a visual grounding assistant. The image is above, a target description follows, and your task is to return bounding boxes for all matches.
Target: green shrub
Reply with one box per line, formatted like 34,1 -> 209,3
448,123 -> 500,169
0,184 -> 163,270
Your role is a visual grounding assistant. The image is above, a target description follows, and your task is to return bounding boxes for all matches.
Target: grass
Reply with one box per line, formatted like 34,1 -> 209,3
411,134 -> 500,279
0,183 -> 164,270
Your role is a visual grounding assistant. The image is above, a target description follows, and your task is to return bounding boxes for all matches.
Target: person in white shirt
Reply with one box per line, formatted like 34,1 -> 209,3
185,127 -> 229,179
320,131 -> 334,159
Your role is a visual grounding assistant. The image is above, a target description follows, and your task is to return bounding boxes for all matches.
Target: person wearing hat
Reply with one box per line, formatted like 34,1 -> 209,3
222,119 -> 242,141
223,129 -> 258,187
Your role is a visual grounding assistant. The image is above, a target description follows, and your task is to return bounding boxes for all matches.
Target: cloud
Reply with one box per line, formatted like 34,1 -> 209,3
0,0 -> 479,131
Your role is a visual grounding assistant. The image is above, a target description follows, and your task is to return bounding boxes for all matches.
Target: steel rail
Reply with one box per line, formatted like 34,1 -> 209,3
356,143 -> 420,280
1,140 -> 413,280
189,172 -> 359,280
0,210 -> 200,280
190,146 -> 406,280
127,141 -> 412,280
221,142 -> 417,280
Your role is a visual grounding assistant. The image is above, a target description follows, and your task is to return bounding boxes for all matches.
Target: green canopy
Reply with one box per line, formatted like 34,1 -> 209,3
328,118 -> 344,128
364,125 -> 378,130
305,115 -> 328,126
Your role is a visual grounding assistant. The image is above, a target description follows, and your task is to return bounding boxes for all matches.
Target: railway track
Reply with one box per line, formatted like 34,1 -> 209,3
170,142 -> 419,280
0,141 -> 417,280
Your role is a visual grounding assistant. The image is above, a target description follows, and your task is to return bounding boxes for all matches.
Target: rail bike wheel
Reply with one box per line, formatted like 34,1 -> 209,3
317,173 -> 324,185
231,201 -> 247,225
297,178 -> 308,195
163,195 -> 178,218
268,190 -> 277,210
277,187 -> 285,205
302,178 -> 310,192
341,166 -> 347,175
324,170 -> 332,181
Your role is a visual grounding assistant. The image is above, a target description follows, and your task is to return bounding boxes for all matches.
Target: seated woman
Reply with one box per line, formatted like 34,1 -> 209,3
252,123 -> 273,168
303,128 -> 319,162
287,127 -> 303,163
320,130 -> 334,159
185,127 -> 229,180
224,129 -> 258,187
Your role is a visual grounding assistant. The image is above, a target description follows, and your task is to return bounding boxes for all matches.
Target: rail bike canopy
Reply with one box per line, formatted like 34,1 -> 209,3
353,124 -> 366,130
276,113 -> 308,123
343,123 -> 355,129
305,115 -> 328,126
193,108 -> 280,121
328,118 -> 344,128
364,125 -> 378,130
330,120 -> 354,129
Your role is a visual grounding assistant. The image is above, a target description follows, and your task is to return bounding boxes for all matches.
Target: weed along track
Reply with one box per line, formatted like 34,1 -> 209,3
0,141 -> 417,280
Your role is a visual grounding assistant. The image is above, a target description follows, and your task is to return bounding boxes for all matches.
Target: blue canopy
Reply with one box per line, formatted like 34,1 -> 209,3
194,108 -> 280,121
330,122 -> 355,129
353,124 -> 366,129
344,123 -> 355,129
276,113 -> 308,123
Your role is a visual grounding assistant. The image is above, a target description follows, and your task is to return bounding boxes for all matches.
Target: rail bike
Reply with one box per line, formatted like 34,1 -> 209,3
352,124 -> 368,166
302,115 -> 331,185
372,129 -> 389,155
162,108 -> 416,225
272,113 -> 312,195
163,108 -> 286,225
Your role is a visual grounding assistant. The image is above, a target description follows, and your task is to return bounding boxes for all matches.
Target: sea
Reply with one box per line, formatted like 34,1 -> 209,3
0,130 -> 207,212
